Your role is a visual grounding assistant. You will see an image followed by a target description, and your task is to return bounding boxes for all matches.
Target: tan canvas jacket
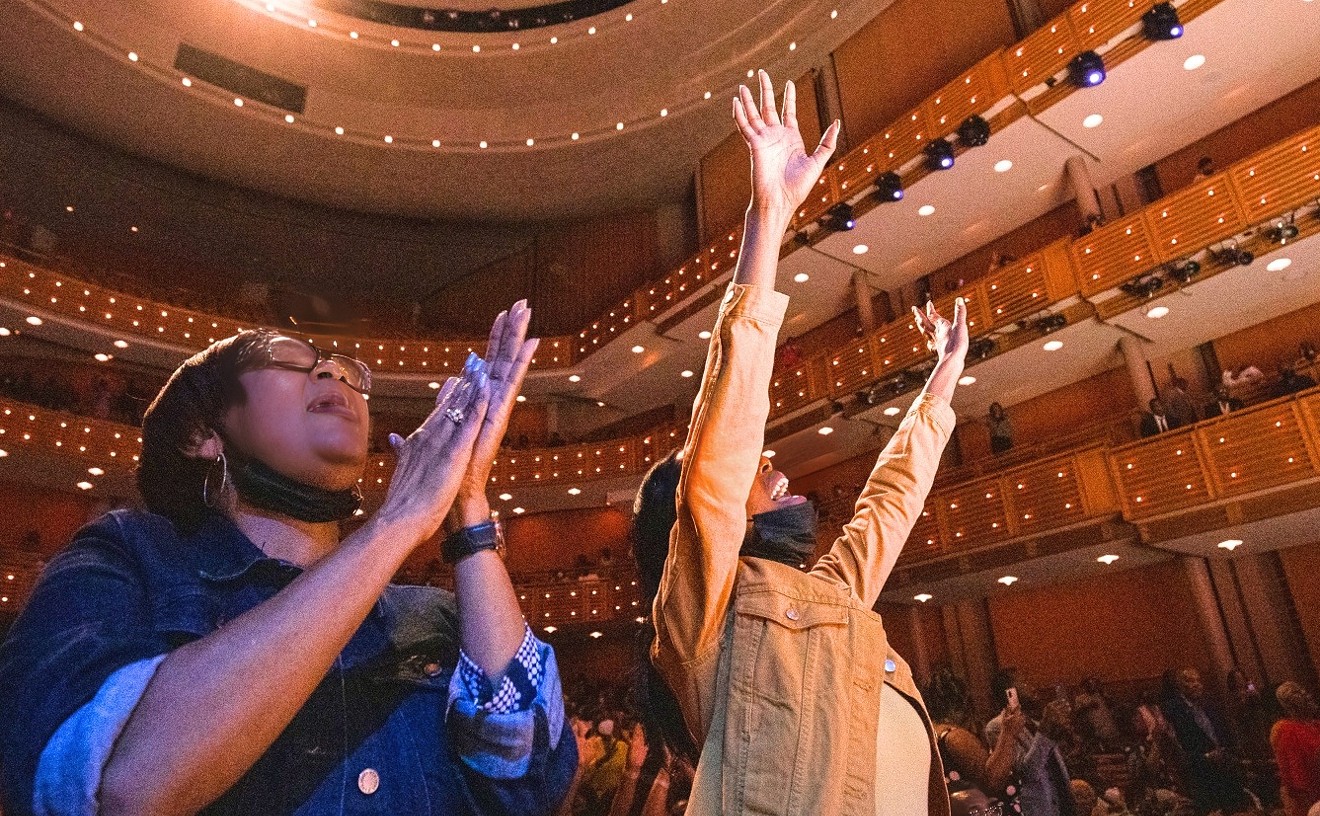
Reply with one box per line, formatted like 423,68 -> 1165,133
652,282 -> 956,816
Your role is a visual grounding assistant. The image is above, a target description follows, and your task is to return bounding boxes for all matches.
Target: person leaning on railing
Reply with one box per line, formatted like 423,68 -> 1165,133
0,302 -> 576,814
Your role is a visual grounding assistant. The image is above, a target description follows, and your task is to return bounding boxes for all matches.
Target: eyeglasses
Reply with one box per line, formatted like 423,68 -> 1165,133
260,337 -> 372,394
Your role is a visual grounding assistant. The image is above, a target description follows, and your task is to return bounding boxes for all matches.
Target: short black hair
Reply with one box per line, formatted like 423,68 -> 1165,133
137,330 -> 276,531
632,450 -> 681,602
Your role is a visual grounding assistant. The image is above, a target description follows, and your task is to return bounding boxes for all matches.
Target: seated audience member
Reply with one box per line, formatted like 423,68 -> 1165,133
1163,377 -> 1199,426
988,402 -> 1014,455
1271,681 -> 1320,816
1140,399 -> 1182,437
1272,363 -> 1317,398
1099,787 -> 1135,815
1160,668 -> 1253,816
1071,779 -> 1107,816
925,668 -> 1021,802
775,335 -> 803,369
985,670 -> 1074,816
1300,341 -> 1318,365
1073,677 -> 1123,753
1195,156 -> 1216,180
1203,385 -> 1245,418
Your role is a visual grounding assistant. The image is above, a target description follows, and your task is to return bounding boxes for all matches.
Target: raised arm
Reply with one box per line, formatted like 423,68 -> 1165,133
810,299 -> 967,606
652,71 -> 837,714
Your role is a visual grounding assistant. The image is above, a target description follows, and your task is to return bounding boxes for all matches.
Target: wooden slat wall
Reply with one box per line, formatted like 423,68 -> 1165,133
1213,300 -> 1320,380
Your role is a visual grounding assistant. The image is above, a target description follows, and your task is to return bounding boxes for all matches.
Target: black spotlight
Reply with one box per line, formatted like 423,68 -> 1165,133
957,115 -> 992,148
1069,51 -> 1107,88
969,336 -> 996,361
875,172 -> 905,203
925,139 -> 956,171
1036,313 -> 1068,334
1169,259 -> 1201,283
1210,241 -> 1254,267
1268,215 -> 1300,245
1120,274 -> 1164,299
823,202 -> 856,231
1142,2 -> 1184,40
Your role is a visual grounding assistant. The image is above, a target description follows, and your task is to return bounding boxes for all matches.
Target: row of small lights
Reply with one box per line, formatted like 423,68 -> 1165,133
906,539 -> 1246,604
80,6 -> 842,151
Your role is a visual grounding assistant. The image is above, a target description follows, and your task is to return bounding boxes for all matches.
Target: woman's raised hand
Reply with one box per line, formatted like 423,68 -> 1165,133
378,355 -> 491,543
733,69 -> 841,217
446,300 -> 539,528
913,297 -> 970,364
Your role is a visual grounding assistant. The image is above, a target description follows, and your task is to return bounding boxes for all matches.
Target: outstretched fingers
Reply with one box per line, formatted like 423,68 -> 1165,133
781,80 -> 797,132
757,69 -> 780,127
738,83 -> 765,134
813,120 -> 841,166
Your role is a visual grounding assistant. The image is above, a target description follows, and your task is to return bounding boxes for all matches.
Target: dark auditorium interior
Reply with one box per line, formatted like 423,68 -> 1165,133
1,0 -> 1319,813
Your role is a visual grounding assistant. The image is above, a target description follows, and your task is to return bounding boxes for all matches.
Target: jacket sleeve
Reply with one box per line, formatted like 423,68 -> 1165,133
810,392 -> 955,607
0,516 -> 168,816
651,283 -> 789,739
447,636 -> 578,816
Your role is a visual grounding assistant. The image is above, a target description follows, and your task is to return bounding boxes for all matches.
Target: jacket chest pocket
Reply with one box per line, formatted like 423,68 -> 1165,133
731,589 -> 850,707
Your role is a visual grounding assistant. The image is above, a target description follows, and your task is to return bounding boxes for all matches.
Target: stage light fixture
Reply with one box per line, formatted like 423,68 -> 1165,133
1169,259 -> 1201,283
875,172 -> 904,203
1268,215 -> 1300,245
1142,2 -> 1183,40
957,114 -> 991,147
1068,51 -> 1106,87
1036,313 -> 1068,334
925,139 -> 956,171
969,337 -> 996,361
1210,241 -> 1253,267
1120,274 -> 1164,299
823,203 -> 856,231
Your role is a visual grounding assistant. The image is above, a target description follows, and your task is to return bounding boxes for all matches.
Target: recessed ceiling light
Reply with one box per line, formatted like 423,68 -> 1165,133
957,375 -> 976,386
588,26 -> 597,34
512,507 -> 525,514
73,20 -> 84,31
390,38 -> 399,47
998,575 -> 1018,586
130,226 -> 139,233
550,36 -> 558,44
511,43 -> 520,50
571,132 -> 580,141
1043,340 -> 1064,351
703,91 -> 712,99
432,139 -> 441,148
284,114 -> 295,123
789,41 -> 797,51
568,374 -> 581,383
567,487 -> 582,496
616,122 -> 625,131
432,43 -> 441,51
335,126 -> 344,135
883,406 -> 901,416
595,401 -> 606,407
383,135 -> 393,144
515,394 -> 526,402
234,98 -> 244,107
526,138 -> 534,147
76,481 -> 94,490
918,205 -> 936,216
681,370 -> 694,378
1083,113 -> 1104,128
498,493 -> 513,501
852,244 -> 869,254
1097,554 -> 1120,565
914,593 -> 933,603
88,467 -> 105,476
994,159 -> 1014,173
589,631 -> 603,638
0,328 -> 10,337
544,625 -> 557,633
25,316 -> 42,326
1146,305 -> 1170,319
1183,54 -> 1206,70
818,426 -> 834,436
428,381 -> 440,389
1267,258 -> 1292,272
698,330 -> 712,340
793,272 -> 810,283
762,450 -> 775,458
660,108 -> 668,117
1218,539 -> 1243,551
94,353 -> 112,362
127,51 -> 139,62
472,45 -> 480,53
631,345 -> 645,353
0,449 -> 6,457
350,31 -> 359,39
182,77 -> 192,87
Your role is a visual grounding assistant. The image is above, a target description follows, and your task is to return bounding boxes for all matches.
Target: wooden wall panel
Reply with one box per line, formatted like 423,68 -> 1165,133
0,480 -> 100,555
1279,540 -> 1320,681
834,0 -> 1017,145
1212,300 -> 1320,380
1156,77 -> 1320,195
502,505 -> 633,575
988,559 -> 1212,687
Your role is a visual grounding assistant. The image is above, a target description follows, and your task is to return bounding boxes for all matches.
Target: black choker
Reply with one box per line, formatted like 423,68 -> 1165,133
230,456 -> 362,523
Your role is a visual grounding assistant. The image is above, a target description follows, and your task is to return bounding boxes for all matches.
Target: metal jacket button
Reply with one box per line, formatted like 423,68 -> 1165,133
358,768 -> 380,795
785,608 -> 800,621
885,659 -> 897,673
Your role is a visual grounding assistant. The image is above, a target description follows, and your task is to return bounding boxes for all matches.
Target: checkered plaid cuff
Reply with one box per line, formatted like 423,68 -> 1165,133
456,623 -> 543,714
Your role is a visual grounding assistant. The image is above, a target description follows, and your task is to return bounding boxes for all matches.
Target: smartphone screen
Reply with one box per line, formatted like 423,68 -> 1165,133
1006,687 -> 1019,709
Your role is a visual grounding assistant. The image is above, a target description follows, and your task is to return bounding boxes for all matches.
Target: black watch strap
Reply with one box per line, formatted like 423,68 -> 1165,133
442,520 -> 504,563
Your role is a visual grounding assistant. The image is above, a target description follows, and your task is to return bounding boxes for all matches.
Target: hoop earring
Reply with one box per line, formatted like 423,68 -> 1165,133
203,452 -> 229,508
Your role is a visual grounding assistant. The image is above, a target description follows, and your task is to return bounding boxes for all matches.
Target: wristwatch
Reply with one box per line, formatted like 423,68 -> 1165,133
442,519 -> 506,563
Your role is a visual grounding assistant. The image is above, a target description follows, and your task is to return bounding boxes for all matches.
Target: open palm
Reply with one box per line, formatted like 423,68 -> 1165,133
734,70 -> 841,215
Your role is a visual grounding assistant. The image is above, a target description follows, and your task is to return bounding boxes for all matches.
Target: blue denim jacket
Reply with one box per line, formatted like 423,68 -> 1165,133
0,510 -> 577,815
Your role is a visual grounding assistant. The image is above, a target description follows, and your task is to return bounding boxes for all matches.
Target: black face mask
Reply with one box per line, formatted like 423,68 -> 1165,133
230,455 -> 362,523
741,501 -> 819,567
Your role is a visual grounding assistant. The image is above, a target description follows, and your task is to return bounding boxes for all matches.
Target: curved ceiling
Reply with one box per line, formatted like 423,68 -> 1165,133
0,0 -> 888,220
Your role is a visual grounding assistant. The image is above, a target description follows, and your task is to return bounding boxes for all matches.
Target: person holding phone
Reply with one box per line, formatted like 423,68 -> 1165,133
649,70 -> 969,816
0,303 -> 576,814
